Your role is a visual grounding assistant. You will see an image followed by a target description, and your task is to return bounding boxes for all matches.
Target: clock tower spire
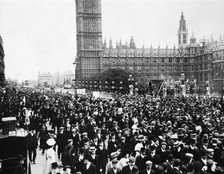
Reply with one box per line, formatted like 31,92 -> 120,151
178,12 -> 188,49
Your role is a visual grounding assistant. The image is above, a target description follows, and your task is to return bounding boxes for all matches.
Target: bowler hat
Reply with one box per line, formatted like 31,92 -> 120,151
129,156 -> 136,163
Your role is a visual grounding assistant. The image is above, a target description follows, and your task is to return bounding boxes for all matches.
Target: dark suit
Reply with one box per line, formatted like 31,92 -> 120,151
121,165 -> 139,174
139,169 -> 156,174
83,163 -> 96,174
73,155 -> 85,173
26,132 -> 38,163
96,147 -> 108,174
108,140 -> 118,155
107,168 -> 122,174
135,155 -> 147,172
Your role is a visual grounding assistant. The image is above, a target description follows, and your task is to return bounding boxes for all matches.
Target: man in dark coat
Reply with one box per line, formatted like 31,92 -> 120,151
135,147 -> 147,172
108,134 -> 118,155
107,158 -> 122,174
26,128 -> 38,164
169,159 -> 182,174
74,148 -> 85,173
96,141 -> 108,174
89,145 -> 102,174
71,128 -> 80,156
121,157 -> 139,174
139,161 -> 156,174
62,139 -> 75,166
56,127 -> 66,160
83,154 -> 96,174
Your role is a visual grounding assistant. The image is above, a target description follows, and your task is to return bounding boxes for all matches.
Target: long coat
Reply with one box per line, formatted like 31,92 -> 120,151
83,163 -> 96,174
121,165 -> 139,174
26,133 -> 38,149
139,169 -> 156,174
107,168 -> 122,174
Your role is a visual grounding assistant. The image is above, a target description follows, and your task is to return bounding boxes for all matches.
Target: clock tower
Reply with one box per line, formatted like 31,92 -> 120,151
75,0 -> 103,79
178,12 -> 188,49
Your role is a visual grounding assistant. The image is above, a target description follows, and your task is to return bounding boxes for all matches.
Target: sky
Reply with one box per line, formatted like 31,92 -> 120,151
0,0 -> 224,82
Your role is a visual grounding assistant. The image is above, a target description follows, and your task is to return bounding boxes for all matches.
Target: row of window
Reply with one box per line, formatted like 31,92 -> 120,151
83,0 -> 100,13
83,18 -> 101,32
102,56 -> 213,63
103,60 -> 210,69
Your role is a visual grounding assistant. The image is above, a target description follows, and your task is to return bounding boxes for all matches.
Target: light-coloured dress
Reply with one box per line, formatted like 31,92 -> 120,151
42,147 -> 56,174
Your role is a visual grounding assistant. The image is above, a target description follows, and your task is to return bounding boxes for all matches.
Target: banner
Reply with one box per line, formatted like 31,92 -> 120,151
77,89 -> 86,95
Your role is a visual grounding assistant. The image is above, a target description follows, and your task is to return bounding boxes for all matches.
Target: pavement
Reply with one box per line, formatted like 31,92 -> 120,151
31,122 -> 60,174
31,148 -> 46,174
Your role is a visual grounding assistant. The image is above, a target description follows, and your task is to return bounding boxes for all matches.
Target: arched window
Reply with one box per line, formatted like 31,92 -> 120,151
183,35 -> 186,44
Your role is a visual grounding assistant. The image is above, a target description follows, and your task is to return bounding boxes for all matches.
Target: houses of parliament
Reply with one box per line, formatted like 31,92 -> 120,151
75,0 -> 224,92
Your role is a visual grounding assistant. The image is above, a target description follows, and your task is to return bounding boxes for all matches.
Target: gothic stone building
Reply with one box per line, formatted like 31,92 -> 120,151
75,0 -> 224,93
0,36 -> 5,87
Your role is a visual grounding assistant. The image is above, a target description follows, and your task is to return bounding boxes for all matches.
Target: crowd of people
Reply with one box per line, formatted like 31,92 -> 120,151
1,86 -> 224,174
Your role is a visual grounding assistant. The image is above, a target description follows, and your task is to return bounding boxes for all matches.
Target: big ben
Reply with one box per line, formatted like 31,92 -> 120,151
0,36 -> 5,87
75,0 -> 103,79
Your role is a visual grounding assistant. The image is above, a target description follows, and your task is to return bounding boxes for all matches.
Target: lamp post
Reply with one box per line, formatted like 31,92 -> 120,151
119,81 -> 123,94
111,81 -> 115,92
128,74 -> 134,95
135,81 -> 138,95
99,81 -> 102,91
105,81 -> 108,92
199,86 -> 202,98
73,59 -> 78,94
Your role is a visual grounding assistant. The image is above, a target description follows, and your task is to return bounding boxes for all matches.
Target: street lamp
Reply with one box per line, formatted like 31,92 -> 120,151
111,81 -> 115,92
119,81 -> 123,94
128,74 -> 134,95
105,81 -> 108,91
73,59 -> 78,94
135,81 -> 138,95
99,81 -> 102,91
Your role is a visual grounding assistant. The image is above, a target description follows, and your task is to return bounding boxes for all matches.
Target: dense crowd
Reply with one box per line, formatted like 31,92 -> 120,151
1,86 -> 224,174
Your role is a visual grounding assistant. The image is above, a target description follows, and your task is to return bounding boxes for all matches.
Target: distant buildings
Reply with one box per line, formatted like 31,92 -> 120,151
75,0 -> 224,94
37,71 -> 75,87
0,36 -> 5,87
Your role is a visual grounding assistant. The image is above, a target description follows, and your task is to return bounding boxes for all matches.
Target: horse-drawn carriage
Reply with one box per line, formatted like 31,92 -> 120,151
0,117 -> 31,174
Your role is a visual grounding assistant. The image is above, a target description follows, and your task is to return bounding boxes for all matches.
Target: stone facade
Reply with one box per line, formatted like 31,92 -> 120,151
0,36 -> 5,87
38,71 -> 75,87
75,0 -> 224,93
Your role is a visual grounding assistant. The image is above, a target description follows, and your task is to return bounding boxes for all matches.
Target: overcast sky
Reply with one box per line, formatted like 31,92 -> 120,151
0,0 -> 224,81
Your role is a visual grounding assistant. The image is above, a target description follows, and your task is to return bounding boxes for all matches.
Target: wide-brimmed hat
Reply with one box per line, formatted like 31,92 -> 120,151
46,138 -> 56,146
89,146 -> 96,151
110,152 -> 119,159
185,153 -> 193,158
146,160 -> 153,165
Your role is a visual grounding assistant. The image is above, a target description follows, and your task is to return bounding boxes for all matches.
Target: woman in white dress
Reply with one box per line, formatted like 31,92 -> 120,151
43,138 -> 57,174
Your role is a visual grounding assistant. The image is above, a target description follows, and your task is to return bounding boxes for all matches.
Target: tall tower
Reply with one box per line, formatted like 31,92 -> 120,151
0,35 -> 5,87
178,12 -> 188,49
75,0 -> 102,79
